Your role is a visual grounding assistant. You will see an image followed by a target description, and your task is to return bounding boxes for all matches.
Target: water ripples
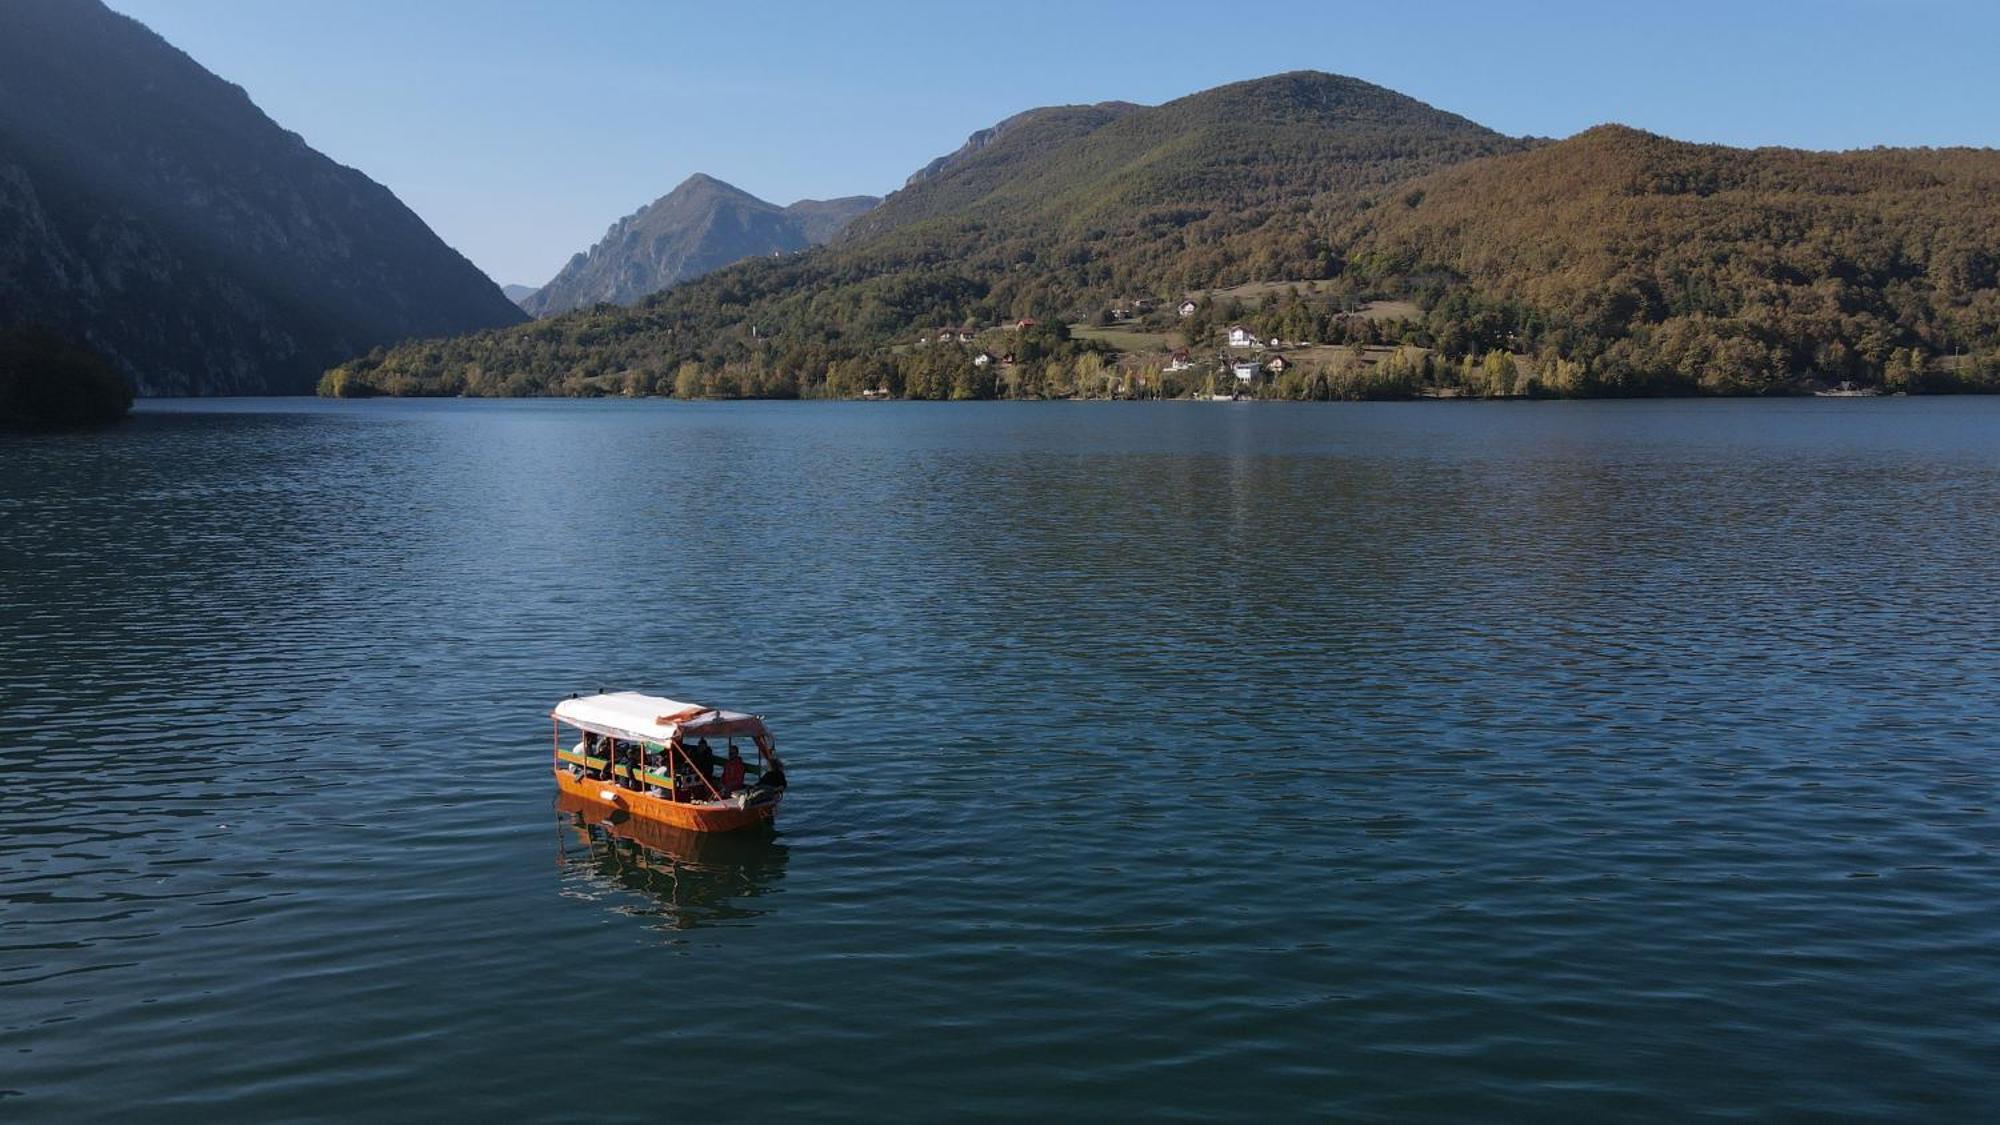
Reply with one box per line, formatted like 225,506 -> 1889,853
3,398 -> 1999,1119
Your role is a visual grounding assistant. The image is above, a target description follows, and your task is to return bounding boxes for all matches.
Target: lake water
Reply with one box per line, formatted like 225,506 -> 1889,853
4,397 -> 1999,1120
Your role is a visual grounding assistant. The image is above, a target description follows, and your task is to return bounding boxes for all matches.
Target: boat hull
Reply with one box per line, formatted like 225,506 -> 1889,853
553,768 -> 779,833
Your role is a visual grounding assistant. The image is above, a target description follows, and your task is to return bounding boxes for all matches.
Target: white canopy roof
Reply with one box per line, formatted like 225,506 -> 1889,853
551,691 -> 768,744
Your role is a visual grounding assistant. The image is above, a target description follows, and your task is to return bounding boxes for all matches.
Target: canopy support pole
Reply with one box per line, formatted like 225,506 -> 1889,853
669,741 -> 723,801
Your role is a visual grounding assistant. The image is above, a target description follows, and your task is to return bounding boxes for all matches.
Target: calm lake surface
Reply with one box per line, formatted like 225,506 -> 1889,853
4,397 -> 1998,1120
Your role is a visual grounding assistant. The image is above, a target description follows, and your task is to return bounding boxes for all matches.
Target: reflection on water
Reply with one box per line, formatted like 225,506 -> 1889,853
10,398 -> 2000,1119
553,794 -> 788,933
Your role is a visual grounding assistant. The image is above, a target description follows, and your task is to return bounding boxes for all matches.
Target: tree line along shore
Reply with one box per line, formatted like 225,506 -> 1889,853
316,101 -> 2000,405
319,278 -> 1999,403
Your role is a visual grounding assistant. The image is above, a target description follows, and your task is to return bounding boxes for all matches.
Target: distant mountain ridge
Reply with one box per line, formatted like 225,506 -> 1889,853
521,176 -> 878,316
782,194 -> 883,244
541,71 -> 1524,336
282,68 -> 2000,401
0,0 -> 525,394
330,72 -> 1532,395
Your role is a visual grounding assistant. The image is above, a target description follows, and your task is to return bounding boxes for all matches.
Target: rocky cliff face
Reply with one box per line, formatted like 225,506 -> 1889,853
0,0 -> 526,394
522,175 -> 877,316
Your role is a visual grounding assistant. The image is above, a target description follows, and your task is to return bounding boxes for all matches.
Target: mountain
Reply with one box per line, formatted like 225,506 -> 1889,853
897,103 -> 1142,188
520,176 -> 879,316
782,195 -> 883,244
502,284 -> 539,305
846,102 -> 1145,238
0,0 -> 525,395
835,72 -> 1520,282
331,72 -> 1522,396
323,71 -> 2000,401
1331,125 -> 2000,393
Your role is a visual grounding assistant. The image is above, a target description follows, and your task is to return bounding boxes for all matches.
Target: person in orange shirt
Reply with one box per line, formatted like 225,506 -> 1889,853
719,746 -> 746,794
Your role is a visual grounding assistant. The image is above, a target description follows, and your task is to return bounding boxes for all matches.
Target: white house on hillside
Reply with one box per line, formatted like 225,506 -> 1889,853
1177,300 -> 1198,317
1231,360 -> 1259,382
1227,325 -> 1262,348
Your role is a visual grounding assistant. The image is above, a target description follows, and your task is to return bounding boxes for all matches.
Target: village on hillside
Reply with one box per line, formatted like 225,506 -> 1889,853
886,280 -> 1539,401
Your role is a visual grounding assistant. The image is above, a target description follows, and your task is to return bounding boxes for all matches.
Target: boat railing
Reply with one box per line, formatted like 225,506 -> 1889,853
556,748 -> 677,792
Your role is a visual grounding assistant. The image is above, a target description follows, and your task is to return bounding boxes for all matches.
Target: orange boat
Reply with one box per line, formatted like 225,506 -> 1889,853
549,691 -> 786,833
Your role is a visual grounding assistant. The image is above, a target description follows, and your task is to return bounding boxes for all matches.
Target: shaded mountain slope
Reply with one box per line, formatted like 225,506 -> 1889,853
0,0 -> 525,394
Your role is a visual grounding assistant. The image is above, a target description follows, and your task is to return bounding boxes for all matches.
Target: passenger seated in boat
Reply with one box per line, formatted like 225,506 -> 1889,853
667,739 -> 706,794
692,738 -> 717,780
755,756 -> 786,791
719,747 -> 746,795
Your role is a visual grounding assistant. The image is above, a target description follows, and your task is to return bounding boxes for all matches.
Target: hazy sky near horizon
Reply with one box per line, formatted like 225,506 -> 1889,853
106,0 -> 2000,287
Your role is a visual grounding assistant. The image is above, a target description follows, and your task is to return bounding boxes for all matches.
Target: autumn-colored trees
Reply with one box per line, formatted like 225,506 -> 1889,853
319,90 -> 2000,401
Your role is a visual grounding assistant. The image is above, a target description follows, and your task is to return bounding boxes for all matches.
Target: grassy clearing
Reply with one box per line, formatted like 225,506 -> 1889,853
1273,343 -> 1407,366
1351,299 -> 1421,321
1068,324 -> 1178,354
1183,280 -> 1421,322
1187,279 -> 1334,303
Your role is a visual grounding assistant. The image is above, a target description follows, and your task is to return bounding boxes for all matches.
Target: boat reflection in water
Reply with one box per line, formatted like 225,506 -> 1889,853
554,793 -> 790,931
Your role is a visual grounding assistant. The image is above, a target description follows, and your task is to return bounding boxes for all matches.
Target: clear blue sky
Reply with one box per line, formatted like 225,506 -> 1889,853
106,0 -> 2000,288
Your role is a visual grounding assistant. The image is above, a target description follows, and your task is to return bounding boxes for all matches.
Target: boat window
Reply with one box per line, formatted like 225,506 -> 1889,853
557,720 -> 782,801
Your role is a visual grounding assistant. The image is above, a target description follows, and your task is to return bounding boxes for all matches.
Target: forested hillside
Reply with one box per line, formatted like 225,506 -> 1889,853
1333,126 -> 2000,393
322,73 -> 1522,397
322,73 -> 2000,400
841,72 -> 1519,297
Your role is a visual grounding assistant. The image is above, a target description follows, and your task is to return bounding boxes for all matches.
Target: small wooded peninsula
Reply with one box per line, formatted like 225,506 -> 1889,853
321,72 -> 2000,402
0,327 -> 133,428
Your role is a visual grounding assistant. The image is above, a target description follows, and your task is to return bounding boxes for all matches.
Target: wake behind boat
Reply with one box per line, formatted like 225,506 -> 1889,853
550,691 -> 787,833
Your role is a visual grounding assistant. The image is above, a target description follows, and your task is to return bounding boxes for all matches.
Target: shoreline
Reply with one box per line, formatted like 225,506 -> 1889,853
126,389 -> 1976,405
